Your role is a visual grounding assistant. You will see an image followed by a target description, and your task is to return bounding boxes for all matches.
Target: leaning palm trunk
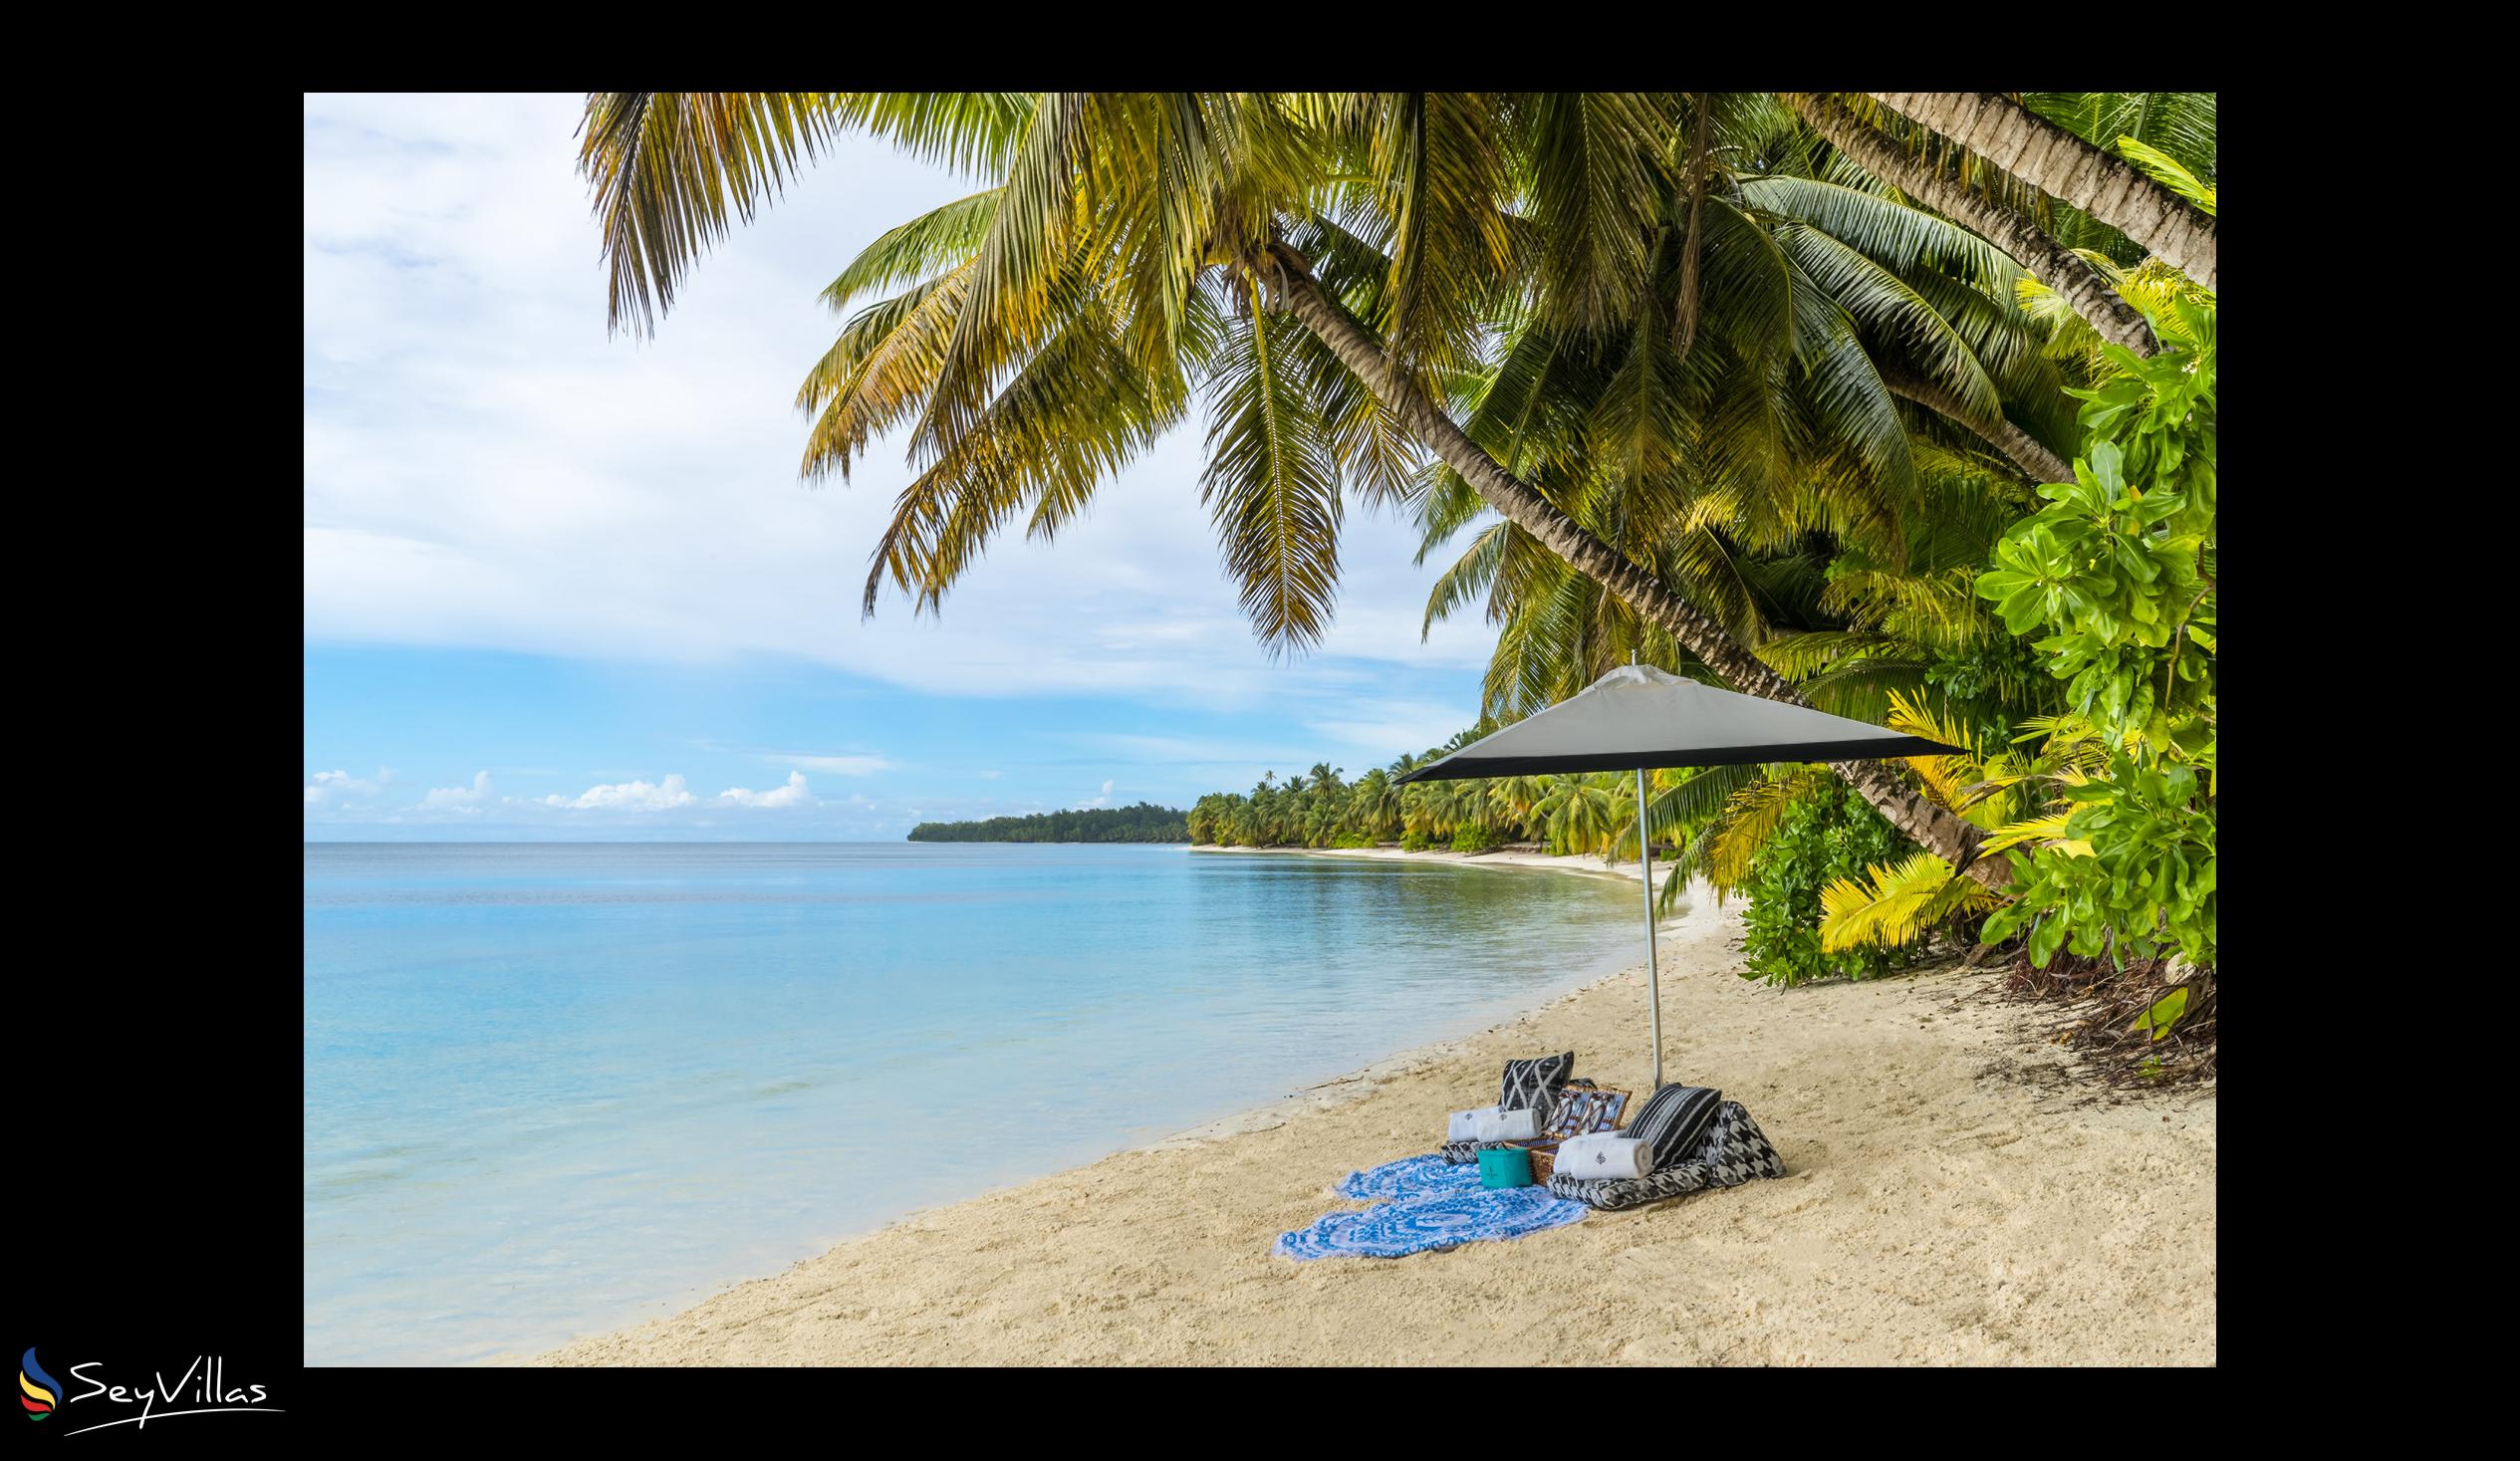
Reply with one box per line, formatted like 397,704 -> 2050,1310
1868,93 -> 2216,293
1880,369 -> 2072,484
1269,242 -> 2007,893
1784,93 -> 2159,359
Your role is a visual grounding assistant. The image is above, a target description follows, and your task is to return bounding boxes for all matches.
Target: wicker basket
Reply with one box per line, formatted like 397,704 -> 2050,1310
1513,1085 -> 1630,1184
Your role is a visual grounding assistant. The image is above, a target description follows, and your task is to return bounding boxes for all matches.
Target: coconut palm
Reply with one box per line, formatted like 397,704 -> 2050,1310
1533,773 -> 1625,859
1412,137 -> 2077,728
1347,767 -> 1400,842
578,91 -> 2056,889
1782,94 -> 2158,357
1863,94 -> 2214,290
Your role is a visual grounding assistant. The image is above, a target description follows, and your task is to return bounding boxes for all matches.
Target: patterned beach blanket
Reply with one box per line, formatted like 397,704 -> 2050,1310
1277,1180 -> 1587,1261
1332,1153 -> 1483,1202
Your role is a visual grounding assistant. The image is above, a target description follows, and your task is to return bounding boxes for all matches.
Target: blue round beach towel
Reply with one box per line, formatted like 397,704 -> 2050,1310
1332,1153 -> 1483,1202
1275,1185 -> 1587,1261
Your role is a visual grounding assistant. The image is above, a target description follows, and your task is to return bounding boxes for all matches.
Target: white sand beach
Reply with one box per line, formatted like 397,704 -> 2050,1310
541,865 -> 2215,1366
1187,842 -> 1685,891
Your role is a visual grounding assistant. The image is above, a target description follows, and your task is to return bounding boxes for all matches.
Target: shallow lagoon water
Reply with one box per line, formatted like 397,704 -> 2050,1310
303,842 -> 1643,1364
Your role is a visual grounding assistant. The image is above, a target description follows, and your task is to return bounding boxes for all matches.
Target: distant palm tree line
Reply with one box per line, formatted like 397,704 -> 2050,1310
907,804 -> 1187,843
1186,736 -> 1683,862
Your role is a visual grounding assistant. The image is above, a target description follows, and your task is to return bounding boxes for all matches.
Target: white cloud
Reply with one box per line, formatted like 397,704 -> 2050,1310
305,768 -> 391,807
300,94 -> 1500,711
776,753 -> 896,777
545,774 -> 696,811
1075,779 -> 1117,810
718,771 -> 815,809
1303,699 -> 1483,762
977,769 -> 1002,780
419,770 -> 495,809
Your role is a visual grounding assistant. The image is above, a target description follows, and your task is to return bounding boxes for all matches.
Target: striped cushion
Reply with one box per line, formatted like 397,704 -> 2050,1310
1499,1052 -> 1575,1116
1626,1085 -> 1723,1169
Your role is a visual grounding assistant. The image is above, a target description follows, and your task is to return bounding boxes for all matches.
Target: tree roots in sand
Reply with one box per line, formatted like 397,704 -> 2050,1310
1999,950 -> 2217,1091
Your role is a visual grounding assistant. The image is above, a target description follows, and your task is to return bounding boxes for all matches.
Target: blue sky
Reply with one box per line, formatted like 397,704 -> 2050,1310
304,94 -> 1502,841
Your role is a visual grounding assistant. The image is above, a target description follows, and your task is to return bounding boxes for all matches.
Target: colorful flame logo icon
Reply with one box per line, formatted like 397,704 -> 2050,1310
20,1348 -> 60,1421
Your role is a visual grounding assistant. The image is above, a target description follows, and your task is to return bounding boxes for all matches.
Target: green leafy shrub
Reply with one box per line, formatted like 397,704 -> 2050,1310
1398,831 -> 1432,852
1330,831 -> 1376,850
1740,788 -> 1919,985
1979,753 -> 2216,967
1975,303 -> 2216,973
1450,825 -> 1505,853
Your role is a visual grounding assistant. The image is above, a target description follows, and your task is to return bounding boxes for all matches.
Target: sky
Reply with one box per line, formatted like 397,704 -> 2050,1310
303,93 -> 1503,841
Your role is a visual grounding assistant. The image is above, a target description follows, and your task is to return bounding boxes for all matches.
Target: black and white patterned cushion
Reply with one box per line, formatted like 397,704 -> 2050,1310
1544,1100 -> 1785,1212
1625,1084 -> 1723,1168
1499,1052 -> 1575,1116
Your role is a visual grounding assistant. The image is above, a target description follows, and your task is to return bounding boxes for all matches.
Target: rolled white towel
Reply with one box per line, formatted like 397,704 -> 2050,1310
1473,1107 -> 1543,1143
1447,1105 -> 1499,1142
1555,1133 -> 1653,1179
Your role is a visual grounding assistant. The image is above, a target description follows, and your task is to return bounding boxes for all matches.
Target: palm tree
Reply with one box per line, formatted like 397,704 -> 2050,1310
1348,767 -> 1400,842
1864,94 -> 2214,290
1534,773 -> 1624,858
1483,775 -> 1549,837
576,91 -> 2027,889
1781,94 -> 2159,357
1411,125 -> 2075,726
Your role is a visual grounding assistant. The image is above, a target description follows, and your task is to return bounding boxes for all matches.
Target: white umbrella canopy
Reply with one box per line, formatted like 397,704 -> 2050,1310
1394,663 -> 1960,1089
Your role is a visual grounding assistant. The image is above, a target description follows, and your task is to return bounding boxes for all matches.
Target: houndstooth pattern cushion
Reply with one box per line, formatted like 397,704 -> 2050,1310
1544,1100 -> 1784,1211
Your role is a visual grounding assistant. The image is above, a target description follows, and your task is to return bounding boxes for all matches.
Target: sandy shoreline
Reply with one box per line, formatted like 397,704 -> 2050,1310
1187,841 -> 1683,893
540,874 -> 2214,1366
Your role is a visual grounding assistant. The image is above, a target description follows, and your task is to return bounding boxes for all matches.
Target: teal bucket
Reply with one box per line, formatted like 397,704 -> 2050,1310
1476,1146 -> 1535,1189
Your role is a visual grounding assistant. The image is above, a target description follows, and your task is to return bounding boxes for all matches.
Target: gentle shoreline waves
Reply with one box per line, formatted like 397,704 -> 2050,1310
538,854 -> 2215,1366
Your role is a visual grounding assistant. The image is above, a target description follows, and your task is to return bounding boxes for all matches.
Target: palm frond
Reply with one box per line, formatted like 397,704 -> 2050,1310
578,92 -> 844,336
1818,853 -> 1996,952
2114,135 -> 2216,217
819,188 -> 1000,313
1198,278 -> 1345,654
1526,93 -> 1674,334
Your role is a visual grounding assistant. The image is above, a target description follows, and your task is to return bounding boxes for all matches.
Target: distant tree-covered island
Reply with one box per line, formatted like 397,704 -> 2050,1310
906,803 -> 1189,844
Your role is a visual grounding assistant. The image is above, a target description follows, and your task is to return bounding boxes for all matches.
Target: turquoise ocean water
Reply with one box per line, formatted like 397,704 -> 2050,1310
303,842 -> 1644,1364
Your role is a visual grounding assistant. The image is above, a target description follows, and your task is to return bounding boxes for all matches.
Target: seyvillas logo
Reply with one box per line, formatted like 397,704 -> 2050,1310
18,1351 -> 282,1435
21,1349 -> 60,1421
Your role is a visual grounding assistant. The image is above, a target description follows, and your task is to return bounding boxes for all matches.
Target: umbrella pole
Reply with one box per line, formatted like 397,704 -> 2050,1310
1637,764 -> 1661,1089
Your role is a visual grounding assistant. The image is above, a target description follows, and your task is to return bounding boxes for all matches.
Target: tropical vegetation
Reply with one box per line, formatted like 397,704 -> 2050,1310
907,804 -> 1187,843
574,91 -> 2216,1070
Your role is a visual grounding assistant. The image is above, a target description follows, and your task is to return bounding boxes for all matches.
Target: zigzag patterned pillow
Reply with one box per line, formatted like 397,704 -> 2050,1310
1499,1052 -> 1575,1116
1625,1084 -> 1722,1169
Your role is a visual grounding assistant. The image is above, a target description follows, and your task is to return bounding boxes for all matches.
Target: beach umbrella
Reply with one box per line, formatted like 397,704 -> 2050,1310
1393,662 -> 1958,1088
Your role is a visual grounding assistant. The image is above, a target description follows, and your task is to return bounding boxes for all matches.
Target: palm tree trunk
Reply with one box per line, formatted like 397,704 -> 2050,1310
1869,93 -> 2215,293
1784,93 -> 2159,360
1269,243 -> 2008,893
1880,369 -> 2073,484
